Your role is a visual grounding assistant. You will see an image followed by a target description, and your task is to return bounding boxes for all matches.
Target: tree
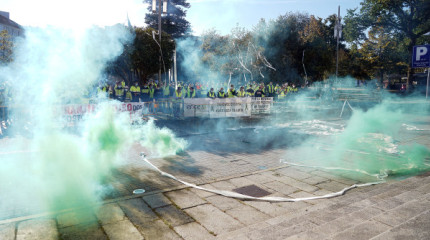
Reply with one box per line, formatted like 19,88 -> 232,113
0,30 -> 13,64
344,0 -> 430,87
107,27 -> 176,84
144,0 -> 191,39
358,26 -> 408,82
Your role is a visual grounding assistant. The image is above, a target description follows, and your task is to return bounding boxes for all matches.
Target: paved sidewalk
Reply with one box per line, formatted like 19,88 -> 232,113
1,114 -> 429,239
1,164 -> 429,240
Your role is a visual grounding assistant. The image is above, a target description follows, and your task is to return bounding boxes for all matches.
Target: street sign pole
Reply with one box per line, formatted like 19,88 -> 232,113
412,45 -> 430,99
426,67 -> 429,99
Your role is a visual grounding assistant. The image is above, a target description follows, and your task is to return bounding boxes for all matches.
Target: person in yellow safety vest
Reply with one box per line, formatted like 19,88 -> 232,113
187,87 -> 196,98
237,86 -> 246,97
149,84 -> 155,101
181,85 -> 187,97
292,84 -> 298,93
174,86 -> 184,102
163,83 -> 171,98
218,88 -> 226,98
254,85 -> 265,98
97,83 -> 108,98
108,86 -> 114,99
246,85 -> 255,97
227,84 -> 237,98
124,86 -> 133,102
266,82 -> 275,97
275,83 -> 280,93
278,88 -> 286,100
207,88 -> 216,99
141,83 -> 150,102
130,82 -> 141,102
287,84 -> 293,93
114,81 -> 124,101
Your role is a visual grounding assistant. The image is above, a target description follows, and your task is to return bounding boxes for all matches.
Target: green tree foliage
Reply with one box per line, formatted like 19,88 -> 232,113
0,29 -> 13,64
344,0 -> 430,85
107,27 -> 175,84
144,0 -> 191,39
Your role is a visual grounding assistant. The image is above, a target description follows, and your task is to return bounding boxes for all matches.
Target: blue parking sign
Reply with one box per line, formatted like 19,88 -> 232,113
412,45 -> 430,68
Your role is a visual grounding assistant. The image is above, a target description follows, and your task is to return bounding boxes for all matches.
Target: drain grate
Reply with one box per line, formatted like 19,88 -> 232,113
233,184 -> 271,198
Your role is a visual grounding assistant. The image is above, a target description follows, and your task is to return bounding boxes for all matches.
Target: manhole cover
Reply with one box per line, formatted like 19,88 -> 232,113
233,185 -> 271,198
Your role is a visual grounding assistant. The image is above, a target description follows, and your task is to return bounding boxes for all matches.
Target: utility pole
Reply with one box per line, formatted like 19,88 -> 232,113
158,0 -> 162,84
152,0 -> 167,83
334,6 -> 341,82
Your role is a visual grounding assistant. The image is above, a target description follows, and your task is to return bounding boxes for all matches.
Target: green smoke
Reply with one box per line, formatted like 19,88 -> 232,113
138,119 -> 188,157
304,103 -> 430,179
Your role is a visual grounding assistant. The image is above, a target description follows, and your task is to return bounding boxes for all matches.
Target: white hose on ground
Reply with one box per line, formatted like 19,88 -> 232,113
141,154 -> 385,202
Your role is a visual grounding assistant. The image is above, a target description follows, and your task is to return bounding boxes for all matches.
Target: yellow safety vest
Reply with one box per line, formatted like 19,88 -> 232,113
228,89 -> 236,98
141,87 -> 150,94
208,92 -> 215,98
149,88 -> 155,98
237,91 -> 246,97
187,90 -> 196,98
163,86 -> 170,96
130,86 -> 140,93
125,91 -> 132,102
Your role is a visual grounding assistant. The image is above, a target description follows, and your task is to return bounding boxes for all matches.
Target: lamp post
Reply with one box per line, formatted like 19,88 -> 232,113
152,0 -> 167,83
334,6 -> 342,82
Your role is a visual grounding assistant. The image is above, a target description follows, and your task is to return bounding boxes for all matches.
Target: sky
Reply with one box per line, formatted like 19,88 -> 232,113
1,0 -> 362,35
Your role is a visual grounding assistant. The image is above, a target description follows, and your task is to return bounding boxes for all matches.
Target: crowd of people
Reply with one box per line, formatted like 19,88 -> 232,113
100,79 -> 302,103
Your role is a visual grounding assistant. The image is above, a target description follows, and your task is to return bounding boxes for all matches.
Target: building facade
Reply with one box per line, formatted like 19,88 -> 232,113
0,11 -> 23,38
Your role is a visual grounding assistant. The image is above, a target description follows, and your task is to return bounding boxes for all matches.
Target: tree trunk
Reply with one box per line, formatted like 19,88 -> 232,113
407,37 -> 417,91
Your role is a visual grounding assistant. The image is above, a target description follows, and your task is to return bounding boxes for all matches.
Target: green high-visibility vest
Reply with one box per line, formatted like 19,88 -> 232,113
149,88 -> 155,98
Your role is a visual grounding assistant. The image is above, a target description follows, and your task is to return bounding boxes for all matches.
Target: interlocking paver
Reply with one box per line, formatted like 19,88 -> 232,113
142,193 -> 172,209
16,219 -> 58,240
174,222 -> 215,240
95,203 -> 125,225
59,222 -> 107,240
372,199 -> 429,226
263,180 -> 298,195
225,204 -> 270,225
118,198 -> 158,226
155,205 -> 194,227
372,210 -> 430,240
102,219 -> 143,240
205,195 -> 243,211
165,189 -> 206,209
331,220 -> 390,240
57,210 -> 97,229
137,219 -> 181,240
0,223 -> 15,240
185,204 -> 243,235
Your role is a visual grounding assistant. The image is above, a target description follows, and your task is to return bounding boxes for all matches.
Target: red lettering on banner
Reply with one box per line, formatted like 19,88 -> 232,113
127,103 -> 132,111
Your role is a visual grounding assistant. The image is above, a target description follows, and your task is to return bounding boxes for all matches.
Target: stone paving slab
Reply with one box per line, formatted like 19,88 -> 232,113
59,222 -> 107,240
372,210 -> 430,240
165,189 -> 207,209
0,223 -> 15,240
56,210 -> 97,229
185,204 -> 244,235
154,205 -> 194,227
225,204 -> 271,225
331,220 -> 391,240
174,222 -> 216,240
142,193 -> 172,209
16,219 -> 58,240
102,219 -> 143,240
95,203 -> 126,225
